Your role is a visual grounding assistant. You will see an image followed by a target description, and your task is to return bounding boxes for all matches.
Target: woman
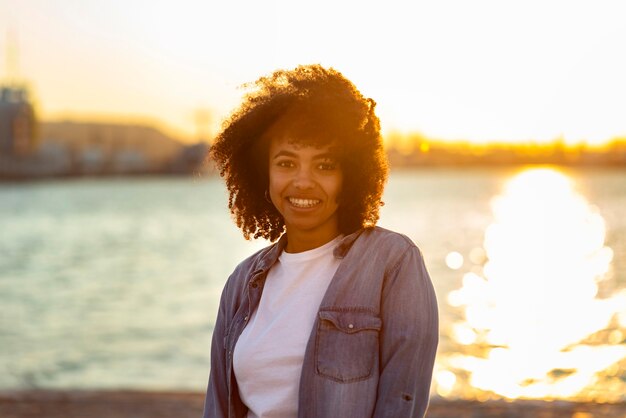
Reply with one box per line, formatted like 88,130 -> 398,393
203,65 -> 438,418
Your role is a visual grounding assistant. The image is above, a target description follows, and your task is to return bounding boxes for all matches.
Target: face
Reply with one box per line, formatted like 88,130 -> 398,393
268,134 -> 343,251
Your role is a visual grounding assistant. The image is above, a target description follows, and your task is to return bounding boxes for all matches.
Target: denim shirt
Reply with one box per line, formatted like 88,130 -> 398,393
202,226 -> 439,418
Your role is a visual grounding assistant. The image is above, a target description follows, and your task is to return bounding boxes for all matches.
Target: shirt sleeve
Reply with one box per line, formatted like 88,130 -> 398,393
202,282 -> 230,418
373,245 -> 439,418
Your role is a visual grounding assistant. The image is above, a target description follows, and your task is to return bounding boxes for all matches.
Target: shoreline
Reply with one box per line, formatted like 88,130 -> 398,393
1,390 -> 625,418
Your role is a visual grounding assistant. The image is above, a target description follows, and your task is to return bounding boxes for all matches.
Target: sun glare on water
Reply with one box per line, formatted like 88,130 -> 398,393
437,167 -> 626,401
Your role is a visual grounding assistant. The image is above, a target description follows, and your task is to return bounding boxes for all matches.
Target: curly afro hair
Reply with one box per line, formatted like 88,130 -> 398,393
210,64 -> 388,242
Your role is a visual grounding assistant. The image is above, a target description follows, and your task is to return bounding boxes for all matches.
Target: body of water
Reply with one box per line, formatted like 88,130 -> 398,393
1,167 -> 624,400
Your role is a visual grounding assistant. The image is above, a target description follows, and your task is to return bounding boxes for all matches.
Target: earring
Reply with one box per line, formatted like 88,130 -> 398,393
265,190 -> 272,203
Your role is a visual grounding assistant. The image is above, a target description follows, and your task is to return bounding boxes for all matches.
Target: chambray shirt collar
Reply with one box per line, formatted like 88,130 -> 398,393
333,228 -> 367,258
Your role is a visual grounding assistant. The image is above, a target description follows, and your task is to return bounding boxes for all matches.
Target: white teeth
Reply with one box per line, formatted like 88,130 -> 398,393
288,197 -> 320,208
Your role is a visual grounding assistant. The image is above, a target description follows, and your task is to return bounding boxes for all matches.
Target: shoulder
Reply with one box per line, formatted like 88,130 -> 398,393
358,226 -> 419,254
235,244 -> 273,271
363,228 -> 435,302
221,241 -> 280,297
350,226 -> 425,272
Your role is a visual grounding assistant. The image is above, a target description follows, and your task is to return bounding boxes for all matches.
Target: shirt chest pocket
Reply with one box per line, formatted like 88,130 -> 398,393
315,310 -> 382,383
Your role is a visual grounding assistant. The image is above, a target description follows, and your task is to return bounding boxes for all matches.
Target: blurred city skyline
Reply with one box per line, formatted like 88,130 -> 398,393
2,0 -> 626,145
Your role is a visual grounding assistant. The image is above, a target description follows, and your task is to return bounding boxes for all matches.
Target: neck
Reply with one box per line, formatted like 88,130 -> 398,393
284,229 -> 341,253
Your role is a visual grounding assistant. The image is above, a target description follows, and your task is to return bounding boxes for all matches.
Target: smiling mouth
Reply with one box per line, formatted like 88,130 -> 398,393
288,197 -> 321,208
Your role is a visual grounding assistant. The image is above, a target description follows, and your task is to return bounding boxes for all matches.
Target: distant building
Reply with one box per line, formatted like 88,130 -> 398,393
0,86 -> 37,156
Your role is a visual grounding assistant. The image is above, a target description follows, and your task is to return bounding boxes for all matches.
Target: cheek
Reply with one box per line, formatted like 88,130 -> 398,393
328,175 -> 343,203
268,170 -> 285,194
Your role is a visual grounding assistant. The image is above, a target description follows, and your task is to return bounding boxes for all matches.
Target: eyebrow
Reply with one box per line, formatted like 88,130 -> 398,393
272,150 -> 297,159
272,150 -> 337,160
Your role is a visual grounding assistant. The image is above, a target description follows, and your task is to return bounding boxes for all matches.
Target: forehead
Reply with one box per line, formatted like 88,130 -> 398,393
268,134 -> 336,156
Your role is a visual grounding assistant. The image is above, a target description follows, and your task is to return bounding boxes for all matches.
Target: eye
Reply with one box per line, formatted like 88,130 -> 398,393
276,159 -> 295,168
317,160 -> 338,171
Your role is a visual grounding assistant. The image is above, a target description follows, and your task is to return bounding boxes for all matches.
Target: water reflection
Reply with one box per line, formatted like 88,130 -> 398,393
438,167 -> 626,401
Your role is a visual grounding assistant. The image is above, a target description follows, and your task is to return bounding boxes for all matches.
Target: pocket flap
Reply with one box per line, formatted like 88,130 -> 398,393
319,310 -> 382,334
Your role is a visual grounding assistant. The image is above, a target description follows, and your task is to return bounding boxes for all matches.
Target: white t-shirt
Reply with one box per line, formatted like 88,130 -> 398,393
233,236 -> 343,418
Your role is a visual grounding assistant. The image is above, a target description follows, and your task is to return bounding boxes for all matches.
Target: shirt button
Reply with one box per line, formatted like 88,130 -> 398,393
348,324 -> 354,329
244,316 -> 248,321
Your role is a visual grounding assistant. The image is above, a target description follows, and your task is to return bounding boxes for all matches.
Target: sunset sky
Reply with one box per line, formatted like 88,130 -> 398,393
1,0 -> 626,144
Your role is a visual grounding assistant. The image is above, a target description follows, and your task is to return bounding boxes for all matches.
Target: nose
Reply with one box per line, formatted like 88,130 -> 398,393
293,167 -> 314,190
